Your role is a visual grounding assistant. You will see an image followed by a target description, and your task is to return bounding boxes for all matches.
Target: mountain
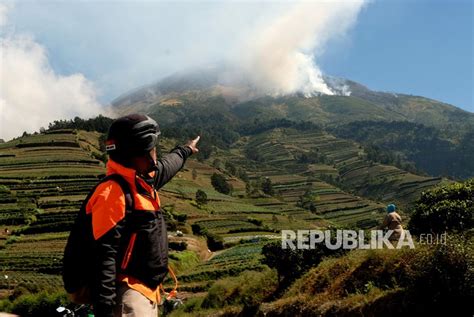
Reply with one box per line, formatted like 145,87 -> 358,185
112,68 -> 474,128
111,68 -> 474,179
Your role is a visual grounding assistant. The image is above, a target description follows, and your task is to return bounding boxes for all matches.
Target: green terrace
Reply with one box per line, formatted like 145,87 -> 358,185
240,127 -> 442,205
0,126 -> 446,306
176,239 -> 269,291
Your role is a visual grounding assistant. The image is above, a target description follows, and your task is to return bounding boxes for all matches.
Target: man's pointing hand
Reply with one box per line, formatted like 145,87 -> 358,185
185,136 -> 200,154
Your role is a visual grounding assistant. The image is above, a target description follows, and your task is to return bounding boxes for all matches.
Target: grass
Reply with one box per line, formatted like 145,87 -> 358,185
258,235 -> 473,316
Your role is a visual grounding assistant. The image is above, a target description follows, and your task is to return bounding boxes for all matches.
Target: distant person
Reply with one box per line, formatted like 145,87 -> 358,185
64,114 -> 200,317
379,204 -> 404,243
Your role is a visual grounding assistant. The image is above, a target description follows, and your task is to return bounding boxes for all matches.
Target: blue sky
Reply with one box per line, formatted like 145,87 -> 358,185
319,0 -> 473,112
3,0 -> 473,112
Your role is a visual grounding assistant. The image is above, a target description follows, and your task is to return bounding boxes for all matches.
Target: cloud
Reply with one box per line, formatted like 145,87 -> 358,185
0,1 -> 9,27
0,0 -> 367,135
4,1 -> 367,104
0,2 -> 104,141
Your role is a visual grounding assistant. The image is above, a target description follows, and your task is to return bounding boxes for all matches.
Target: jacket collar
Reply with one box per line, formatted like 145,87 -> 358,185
106,159 -> 157,197
106,159 -> 137,183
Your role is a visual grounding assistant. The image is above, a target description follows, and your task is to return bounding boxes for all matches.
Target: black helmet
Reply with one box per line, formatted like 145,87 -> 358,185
106,114 -> 160,161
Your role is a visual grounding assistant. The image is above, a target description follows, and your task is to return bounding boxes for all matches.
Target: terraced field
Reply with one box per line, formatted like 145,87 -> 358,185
209,128 -> 443,229
0,127 -> 444,303
0,130 -> 319,298
243,128 -> 441,203
176,239 -> 269,292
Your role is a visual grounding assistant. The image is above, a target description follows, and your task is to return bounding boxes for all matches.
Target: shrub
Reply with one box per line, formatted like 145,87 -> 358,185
169,241 -> 188,251
261,177 -> 274,196
211,173 -> 233,195
200,268 -> 278,310
7,291 -> 69,317
195,189 -> 208,205
191,223 -> 224,251
409,179 -> 474,234
192,223 -> 204,235
174,213 -> 187,223
261,238 -> 344,286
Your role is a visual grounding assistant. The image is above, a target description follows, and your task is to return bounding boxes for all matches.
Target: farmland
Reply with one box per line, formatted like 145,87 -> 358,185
0,130 -> 314,297
0,126 -> 445,308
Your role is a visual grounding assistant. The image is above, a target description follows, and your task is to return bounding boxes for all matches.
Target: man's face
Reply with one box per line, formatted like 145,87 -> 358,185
133,148 -> 157,175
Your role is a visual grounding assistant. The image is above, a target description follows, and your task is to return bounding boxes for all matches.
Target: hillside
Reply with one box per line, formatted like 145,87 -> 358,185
0,129 -> 329,299
0,123 -> 444,305
111,70 -> 474,179
112,69 -> 474,129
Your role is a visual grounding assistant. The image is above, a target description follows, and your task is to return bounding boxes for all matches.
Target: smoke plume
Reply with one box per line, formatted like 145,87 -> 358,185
225,0 -> 366,97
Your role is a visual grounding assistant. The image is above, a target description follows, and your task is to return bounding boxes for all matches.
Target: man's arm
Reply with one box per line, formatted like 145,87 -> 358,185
154,145 -> 193,189
154,136 -> 199,189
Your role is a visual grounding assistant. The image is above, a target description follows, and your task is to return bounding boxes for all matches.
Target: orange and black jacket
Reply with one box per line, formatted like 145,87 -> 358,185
88,145 -> 193,317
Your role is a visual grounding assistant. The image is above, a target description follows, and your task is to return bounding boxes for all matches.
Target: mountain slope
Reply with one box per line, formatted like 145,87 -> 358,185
0,129 -> 327,296
109,69 -> 473,180
112,69 -> 474,129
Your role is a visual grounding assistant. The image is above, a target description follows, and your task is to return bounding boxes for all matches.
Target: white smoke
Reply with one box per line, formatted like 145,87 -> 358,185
0,2 -> 104,141
227,0 -> 366,97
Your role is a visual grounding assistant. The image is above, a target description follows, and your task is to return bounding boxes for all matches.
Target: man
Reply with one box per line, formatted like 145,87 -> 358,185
90,114 -> 199,317
379,203 -> 404,243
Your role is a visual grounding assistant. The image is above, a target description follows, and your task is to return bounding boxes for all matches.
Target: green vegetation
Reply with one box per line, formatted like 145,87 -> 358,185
261,239 -> 342,287
47,115 -> 113,133
195,189 -> 208,206
258,236 -> 473,316
0,291 -> 69,317
211,173 -> 233,195
332,120 -> 474,179
409,179 -> 474,234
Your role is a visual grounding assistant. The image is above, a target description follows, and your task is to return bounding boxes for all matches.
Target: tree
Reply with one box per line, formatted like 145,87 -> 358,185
261,177 -> 274,196
225,161 -> 237,176
195,189 -> 208,205
212,159 -> 222,169
196,140 -> 212,161
211,173 -> 233,195
297,189 -> 319,212
237,168 -> 249,182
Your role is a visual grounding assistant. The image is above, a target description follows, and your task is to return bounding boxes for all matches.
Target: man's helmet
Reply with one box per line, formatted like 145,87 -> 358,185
106,114 -> 160,162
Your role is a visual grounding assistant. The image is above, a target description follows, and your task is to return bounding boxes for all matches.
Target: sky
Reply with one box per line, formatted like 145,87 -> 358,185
0,0 -> 473,140
319,0 -> 473,111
